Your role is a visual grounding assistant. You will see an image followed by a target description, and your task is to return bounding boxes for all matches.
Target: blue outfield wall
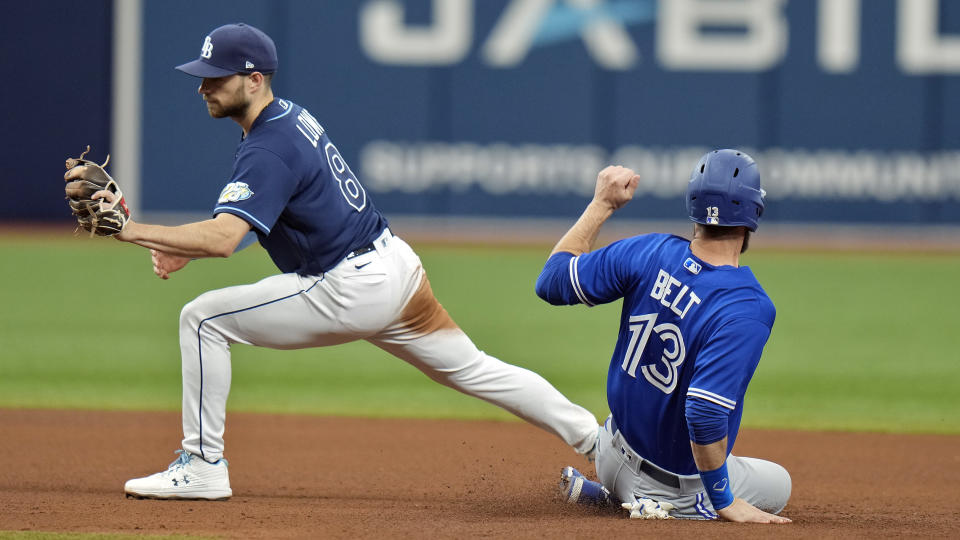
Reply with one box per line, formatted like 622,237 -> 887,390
3,0 -> 112,222
5,1 -> 960,224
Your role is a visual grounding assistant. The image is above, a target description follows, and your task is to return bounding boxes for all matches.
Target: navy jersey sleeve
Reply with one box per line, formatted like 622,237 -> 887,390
687,317 -> 771,414
213,147 -> 298,235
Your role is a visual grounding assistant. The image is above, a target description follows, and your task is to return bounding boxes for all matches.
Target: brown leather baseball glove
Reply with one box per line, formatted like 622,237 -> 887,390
64,146 -> 130,236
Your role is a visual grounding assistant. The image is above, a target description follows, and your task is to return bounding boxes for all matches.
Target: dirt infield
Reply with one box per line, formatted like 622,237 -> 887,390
1,410 -> 957,539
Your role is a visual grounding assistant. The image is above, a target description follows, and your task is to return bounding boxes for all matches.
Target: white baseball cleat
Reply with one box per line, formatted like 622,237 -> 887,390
125,450 -> 232,501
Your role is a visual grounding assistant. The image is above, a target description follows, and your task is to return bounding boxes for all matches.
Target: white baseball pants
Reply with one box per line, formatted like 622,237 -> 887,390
595,415 -> 792,519
178,230 -> 599,462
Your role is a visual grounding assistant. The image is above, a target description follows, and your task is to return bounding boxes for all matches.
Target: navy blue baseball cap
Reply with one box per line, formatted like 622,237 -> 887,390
176,23 -> 277,78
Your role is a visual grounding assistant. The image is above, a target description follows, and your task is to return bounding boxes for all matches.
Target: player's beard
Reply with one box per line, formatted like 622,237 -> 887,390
205,85 -> 249,119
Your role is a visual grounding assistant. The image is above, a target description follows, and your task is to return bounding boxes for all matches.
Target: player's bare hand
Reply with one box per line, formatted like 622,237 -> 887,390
152,249 -> 191,280
90,189 -> 117,204
716,498 -> 791,524
593,165 -> 640,211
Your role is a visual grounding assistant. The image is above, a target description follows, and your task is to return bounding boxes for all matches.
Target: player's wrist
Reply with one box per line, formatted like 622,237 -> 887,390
699,462 -> 734,511
587,198 -> 618,215
115,219 -> 137,241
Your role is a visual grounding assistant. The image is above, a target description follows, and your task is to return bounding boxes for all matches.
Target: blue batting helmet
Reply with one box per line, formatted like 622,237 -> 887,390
686,149 -> 765,232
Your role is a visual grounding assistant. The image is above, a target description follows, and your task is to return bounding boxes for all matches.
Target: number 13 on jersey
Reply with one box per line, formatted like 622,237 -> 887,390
622,313 -> 686,394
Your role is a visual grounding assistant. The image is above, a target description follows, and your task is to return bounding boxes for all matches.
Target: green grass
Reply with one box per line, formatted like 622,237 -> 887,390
744,250 -> 960,433
1,233 -> 957,434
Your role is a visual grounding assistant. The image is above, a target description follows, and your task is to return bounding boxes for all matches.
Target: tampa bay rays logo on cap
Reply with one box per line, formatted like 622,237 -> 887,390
218,181 -> 253,203
200,36 -> 213,59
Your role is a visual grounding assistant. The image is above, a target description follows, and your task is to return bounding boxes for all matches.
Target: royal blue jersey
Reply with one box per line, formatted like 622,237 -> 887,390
537,233 -> 775,475
213,98 -> 388,275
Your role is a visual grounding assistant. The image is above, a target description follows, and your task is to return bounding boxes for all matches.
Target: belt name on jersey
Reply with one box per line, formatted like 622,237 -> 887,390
650,269 -> 701,320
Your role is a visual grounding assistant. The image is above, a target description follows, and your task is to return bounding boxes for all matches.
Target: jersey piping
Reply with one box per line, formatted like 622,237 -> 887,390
687,387 -> 737,410
213,206 -> 271,233
265,106 -> 293,122
568,255 -> 595,306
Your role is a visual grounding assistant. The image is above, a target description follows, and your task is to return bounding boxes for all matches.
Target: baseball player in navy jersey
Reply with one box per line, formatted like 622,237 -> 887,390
105,23 -> 600,500
536,152 -> 792,523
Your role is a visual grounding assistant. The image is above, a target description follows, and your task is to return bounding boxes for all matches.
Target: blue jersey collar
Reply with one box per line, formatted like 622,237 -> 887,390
247,98 -> 295,136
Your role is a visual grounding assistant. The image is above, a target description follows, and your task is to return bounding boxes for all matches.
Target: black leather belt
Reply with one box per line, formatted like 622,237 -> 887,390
346,230 -> 392,259
641,458 -> 681,489
346,243 -> 377,259
610,417 -> 682,489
